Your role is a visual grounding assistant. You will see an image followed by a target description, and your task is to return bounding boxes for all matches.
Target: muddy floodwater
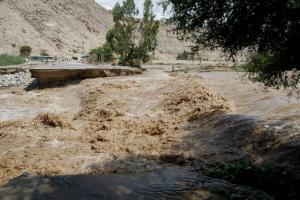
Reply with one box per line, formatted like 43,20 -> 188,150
0,166 -> 272,200
0,68 -> 299,199
199,72 -> 300,124
1,71 -> 299,123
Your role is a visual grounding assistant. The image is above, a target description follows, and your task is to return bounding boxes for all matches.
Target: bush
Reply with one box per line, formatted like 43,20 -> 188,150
101,43 -> 114,62
20,46 -> 32,57
40,49 -> 49,56
0,54 -> 25,66
177,51 -> 192,60
126,47 -> 141,68
89,44 -> 113,63
118,54 -> 127,66
243,53 -> 272,73
241,53 -> 299,91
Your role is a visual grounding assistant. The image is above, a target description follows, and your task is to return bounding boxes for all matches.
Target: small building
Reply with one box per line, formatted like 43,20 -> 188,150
29,55 -> 57,62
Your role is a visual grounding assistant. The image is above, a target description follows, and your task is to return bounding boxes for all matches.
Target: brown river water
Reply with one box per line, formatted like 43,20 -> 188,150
0,70 -> 299,200
199,72 -> 300,124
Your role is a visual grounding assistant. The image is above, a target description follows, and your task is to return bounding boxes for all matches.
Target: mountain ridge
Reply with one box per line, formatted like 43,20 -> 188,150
1,0 -> 195,59
0,0 -> 112,56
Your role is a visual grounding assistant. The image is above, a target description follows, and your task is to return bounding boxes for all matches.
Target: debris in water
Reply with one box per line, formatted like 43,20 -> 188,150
35,113 -> 72,129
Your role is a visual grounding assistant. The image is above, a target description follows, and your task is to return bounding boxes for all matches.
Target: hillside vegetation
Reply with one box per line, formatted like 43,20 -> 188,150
0,54 -> 24,66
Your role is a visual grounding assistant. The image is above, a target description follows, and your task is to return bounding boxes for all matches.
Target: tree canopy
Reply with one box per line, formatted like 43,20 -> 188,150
20,46 -> 32,57
138,0 -> 160,63
163,0 -> 300,91
90,0 -> 160,67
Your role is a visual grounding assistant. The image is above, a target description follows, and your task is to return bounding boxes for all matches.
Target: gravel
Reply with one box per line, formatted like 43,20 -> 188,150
0,68 -> 33,88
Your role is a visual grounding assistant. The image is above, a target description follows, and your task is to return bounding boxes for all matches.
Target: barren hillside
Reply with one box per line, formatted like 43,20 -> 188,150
0,0 -> 112,57
0,0 -> 197,59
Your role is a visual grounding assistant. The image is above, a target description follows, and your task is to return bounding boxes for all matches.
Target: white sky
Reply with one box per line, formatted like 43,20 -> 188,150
95,0 -> 166,19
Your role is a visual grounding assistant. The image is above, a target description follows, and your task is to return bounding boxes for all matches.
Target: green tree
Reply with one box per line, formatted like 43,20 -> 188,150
163,0 -> 300,91
89,44 -> 114,63
91,0 -> 160,67
138,0 -> 160,63
110,0 -> 138,65
20,46 -> 32,57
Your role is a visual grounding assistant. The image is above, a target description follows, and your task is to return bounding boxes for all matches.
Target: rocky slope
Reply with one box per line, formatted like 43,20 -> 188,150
0,0 -> 200,59
0,0 -> 112,57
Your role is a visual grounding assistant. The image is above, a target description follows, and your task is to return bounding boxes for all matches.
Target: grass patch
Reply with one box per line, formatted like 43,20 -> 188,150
0,54 -> 25,66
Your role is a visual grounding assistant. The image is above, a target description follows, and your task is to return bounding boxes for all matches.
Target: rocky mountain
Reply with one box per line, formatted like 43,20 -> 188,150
0,0 -> 225,61
0,0 -> 112,57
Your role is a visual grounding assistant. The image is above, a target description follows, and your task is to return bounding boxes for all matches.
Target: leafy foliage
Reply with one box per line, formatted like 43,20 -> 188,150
19,46 -> 32,57
138,0 -> 160,63
40,49 -> 49,56
0,54 -> 25,66
163,0 -> 300,90
89,43 -> 114,63
243,53 -> 300,93
90,0 -> 160,67
110,0 -> 137,60
177,51 -> 192,60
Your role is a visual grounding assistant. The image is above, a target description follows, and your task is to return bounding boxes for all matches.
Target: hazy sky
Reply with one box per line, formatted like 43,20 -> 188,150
95,0 -> 166,19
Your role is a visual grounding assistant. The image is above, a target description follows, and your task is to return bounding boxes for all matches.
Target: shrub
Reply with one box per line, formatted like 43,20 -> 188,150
40,49 -> 49,56
20,46 -> 32,57
101,43 -> 114,62
0,54 -> 25,66
177,51 -> 191,60
118,54 -> 127,66
88,44 -> 113,63
243,53 -> 272,73
241,53 -> 299,91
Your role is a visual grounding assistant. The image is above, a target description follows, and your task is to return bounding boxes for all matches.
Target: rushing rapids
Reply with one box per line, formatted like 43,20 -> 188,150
0,68 -> 299,199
